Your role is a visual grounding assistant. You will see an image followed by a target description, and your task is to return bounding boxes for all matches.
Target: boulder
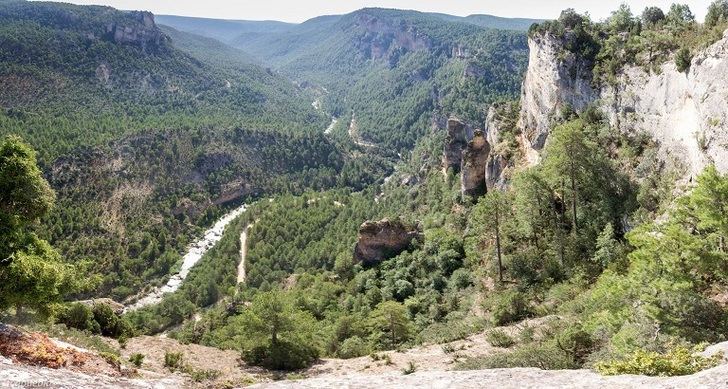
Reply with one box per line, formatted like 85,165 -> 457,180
353,219 -> 420,265
461,130 -> 490,198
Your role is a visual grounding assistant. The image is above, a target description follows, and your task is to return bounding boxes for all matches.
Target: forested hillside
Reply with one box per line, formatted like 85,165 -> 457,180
0,0 -> 387,301
5,0 -> 728,387
163,8 -> 533,151
123,1 -> 728,380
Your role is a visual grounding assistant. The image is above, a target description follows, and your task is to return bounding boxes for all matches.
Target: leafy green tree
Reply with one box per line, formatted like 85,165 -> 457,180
642,6 -> 666,26
367,301 -> 412,349
480,191 -> 511,282
592,223 -> 622,270
706,0 -> 728,27
0,136 -> 78,313
666,4 -> 695,27
237,291 -> 319,370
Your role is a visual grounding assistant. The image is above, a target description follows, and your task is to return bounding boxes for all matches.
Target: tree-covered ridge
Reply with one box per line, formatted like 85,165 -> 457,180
216,8 -> 530,152
0,0 -> 389,302
0,0 -> 327,162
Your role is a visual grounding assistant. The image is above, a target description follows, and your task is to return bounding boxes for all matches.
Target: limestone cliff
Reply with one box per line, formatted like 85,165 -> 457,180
104,11 -> 168,52
442,118 -> 469,174
461,130 -> 490,198
518,29 -> 728,178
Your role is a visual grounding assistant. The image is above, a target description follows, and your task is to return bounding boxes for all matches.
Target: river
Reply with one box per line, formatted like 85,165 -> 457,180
124,203 -> 249,312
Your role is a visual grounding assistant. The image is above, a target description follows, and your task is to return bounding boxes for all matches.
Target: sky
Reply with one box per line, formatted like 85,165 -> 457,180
58,0 -> 714,23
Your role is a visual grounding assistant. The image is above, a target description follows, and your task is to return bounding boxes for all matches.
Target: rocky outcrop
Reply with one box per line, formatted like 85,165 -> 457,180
460,130 -> 490,197
353,219 -> 420,265
354,12 -> 432,60
518,29 -> 728,177
255,363 -> 728,388
518,33 -> 597,153
104,11 -> 168,52
442,118 -> 469,174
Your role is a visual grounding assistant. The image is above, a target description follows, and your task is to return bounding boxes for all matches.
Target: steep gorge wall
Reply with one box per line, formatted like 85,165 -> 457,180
518,29 -> 728,178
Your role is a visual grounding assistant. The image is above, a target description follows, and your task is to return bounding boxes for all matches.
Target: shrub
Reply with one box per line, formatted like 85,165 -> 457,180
128,353 -> 145,368
337,336 -> 368,359
487,290 -> 531,326
243,339 -> 319,370
402,361 -> 417,375
486,330 -> 515,348
675,48 -> 692,73
555,327 -> 595,365
57,303 -> 100,334
188,368 -> 222,382
457,342 -> 577,370
595,346 -> 721,376
92,303 -> 132,339
99,352 -> 121,371
164,351 -> 184,370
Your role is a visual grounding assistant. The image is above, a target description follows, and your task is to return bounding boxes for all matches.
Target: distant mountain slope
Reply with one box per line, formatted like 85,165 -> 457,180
159,24 -> 260,67
225,8 -> 531,151
432,13 -> 542,30
156,14 -> 295,43
0,0 -> 381,300
0,0 -> 325,161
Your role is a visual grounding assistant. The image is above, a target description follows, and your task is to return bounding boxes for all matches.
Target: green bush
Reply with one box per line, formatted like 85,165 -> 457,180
675,48 -> 692,73
164,351 -> 184,370
595,346 -> 721,376
457,342 -> 577,370
487,290 -> 531,326
92,303 -> 132,339
486,329 -> 515,348
243,339 -> 319,370
337,336 -> 369,359
57,303 -> 100,334
128,353 -> 145,368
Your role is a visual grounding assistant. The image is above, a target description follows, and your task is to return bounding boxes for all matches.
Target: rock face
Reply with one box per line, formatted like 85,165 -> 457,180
460,130 -> 491,198
442,118 -> 469,174
518,33 -> 597,154
483,104 -> 515,191
354,12 -> 432,60
104,11 -> 167,52
353,219 -> 420,265
519,29 -> 728,177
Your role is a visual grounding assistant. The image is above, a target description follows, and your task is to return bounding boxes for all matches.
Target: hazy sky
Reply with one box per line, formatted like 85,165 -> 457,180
59,0 -> 714,23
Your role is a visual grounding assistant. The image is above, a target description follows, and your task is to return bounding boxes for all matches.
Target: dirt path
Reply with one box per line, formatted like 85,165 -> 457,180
237,223 -> 253,284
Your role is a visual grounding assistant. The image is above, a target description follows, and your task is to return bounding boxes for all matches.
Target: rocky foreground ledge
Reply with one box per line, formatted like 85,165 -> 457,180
254,364 -> 728,389
3,358 -> 728,388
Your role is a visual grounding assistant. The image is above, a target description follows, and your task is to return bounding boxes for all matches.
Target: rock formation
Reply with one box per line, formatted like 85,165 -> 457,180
353,219 -> 420,265
442,117 -> 468,174
518,29 -> 728,177
104,11 -> 168,52
483,104 -> 516,191
460,130 -> 490,198
354,12 -> 432,60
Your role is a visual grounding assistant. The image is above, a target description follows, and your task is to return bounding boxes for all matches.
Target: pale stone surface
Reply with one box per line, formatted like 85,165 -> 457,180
518,29 -> 728,179
251,365 -> 728,388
